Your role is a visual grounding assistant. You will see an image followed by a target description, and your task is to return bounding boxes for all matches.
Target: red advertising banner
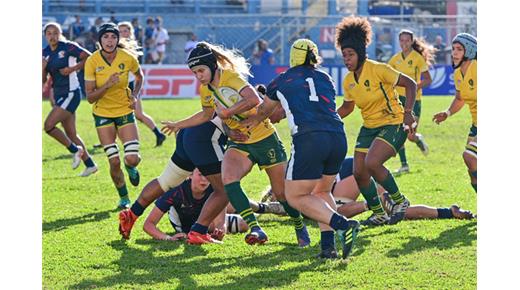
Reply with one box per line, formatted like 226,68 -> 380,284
141,65 -> 200,99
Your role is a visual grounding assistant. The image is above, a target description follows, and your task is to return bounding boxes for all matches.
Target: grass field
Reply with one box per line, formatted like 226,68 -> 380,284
42,96 -> 476,289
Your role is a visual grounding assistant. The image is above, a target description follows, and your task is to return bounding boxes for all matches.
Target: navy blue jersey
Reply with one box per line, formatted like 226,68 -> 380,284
338,157 -> 354,180
155,179 -> 213,233
266,66 -> 344,137
43,41 -> 88,96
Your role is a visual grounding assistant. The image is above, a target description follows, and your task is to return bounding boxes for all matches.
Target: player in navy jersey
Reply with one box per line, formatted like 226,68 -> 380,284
42,22 -> 98,176
242,39 -> 360,260
143,169 -> 282,241
120,116 -> 260,245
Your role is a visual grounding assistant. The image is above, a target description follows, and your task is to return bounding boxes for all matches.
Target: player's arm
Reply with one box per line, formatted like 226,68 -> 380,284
42,57 -> 48,85
240,96 -> 280,128
337,99 -> 355,118
396,73 -> 418,134
143,206 -> 185,241
85,73 -> 121,104
396,73 -> 417,114
59,51 -> 91,76
418,70 -> 432,90
161,106 -> 214,136
132,67 -> 144,97
432,91 -> 465,124
216,85 -> 260,119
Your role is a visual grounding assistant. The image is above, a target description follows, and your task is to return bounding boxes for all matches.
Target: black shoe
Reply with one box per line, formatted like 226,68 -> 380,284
315,247 -> 339,259
156,133 -> 166,147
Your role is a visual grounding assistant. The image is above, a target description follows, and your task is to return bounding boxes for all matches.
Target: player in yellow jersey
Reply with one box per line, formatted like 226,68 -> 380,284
433,33 -> 477,193
335,16 -> 418,226
84,23 -> 144,208
388,30 -> 436,175
118,21 -> 167,147
161,42 -> 309,246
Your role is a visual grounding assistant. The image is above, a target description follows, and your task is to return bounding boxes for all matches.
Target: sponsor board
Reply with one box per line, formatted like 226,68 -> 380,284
138,64 -> 456,99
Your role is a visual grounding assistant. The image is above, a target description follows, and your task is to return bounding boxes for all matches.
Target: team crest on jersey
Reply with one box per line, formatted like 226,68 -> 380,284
364,80 -> 371,91
267,149 -> 276,163
96,66 -> 104,72
469,79 -> 474,86
118,63 -> 125,70
58,51 -> 65,58
408,60 -> 413,65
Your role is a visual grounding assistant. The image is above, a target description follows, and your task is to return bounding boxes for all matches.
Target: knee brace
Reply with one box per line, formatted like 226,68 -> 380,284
103,143 -> 119,159
123,140 -> 140,157
226,214 -> 241,233
157,159 -> 192,192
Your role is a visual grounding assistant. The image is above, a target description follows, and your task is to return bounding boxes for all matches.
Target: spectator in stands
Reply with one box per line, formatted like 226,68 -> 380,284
109,11 -> 119,24
152,17 -> 169,64
131,18 -> 143,46
85,17 -> 103,52
69,15 -> 85,40
144,17 -> 156,64
184,33 -> 198,60
434,35 -> 449,64
252,39 -> 275,65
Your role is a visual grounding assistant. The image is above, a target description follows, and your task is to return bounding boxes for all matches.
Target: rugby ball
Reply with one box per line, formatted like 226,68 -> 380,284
215,86 -> 249,121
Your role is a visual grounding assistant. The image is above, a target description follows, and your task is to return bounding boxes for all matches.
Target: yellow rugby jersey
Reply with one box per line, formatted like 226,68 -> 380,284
200,69 -> 275,144
343,59 -> 404,128
84,48 -> 140,118
388,50 -> 428,100
454,60 -> 477,126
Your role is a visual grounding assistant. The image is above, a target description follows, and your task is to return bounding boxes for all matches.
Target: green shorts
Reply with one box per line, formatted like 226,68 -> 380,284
93,112 -> 135,129
355,124 -> 407,155
399,95 -> 421,118
227,132 -> 287,170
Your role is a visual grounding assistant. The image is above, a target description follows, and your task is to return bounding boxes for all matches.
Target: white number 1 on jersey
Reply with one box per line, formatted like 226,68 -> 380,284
305,77 -> 319,102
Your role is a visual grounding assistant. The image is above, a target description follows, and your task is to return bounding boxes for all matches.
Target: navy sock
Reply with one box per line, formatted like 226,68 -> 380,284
130,201 -> 145,217
67,143 -> 78,153
320,231 -> 335,251
83,157 -> 95,168
152,127 -> 162,138
190,222 -> 208,235
437,208 -> 454,219
329,213 -> 350,231
117,185 -> 128,198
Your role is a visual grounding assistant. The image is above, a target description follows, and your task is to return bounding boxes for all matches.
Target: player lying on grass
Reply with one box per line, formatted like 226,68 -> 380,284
262,157 -> 475,221
161,42 -> 309,246
143,168 -> 285,241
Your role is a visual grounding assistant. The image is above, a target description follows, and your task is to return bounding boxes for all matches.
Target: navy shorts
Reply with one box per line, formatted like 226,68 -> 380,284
55,89 -> 80,113
171,121 -> 227,176
286,131 -> 347,180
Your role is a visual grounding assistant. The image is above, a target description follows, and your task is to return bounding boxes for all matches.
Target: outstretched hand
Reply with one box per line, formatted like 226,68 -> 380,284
432,111 -> 449,124
161,121 -> 180,136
